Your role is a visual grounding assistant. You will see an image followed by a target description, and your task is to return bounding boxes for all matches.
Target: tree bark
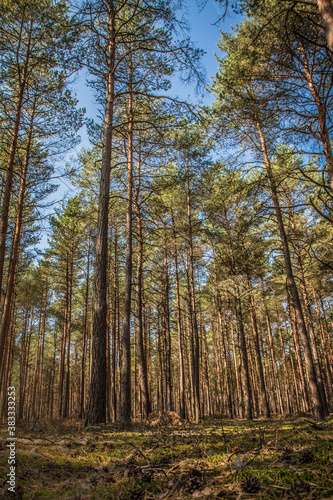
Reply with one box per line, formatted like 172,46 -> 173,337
134,140 -> 151,420
186,158 -> 200,422
120,49 -> 134,423
245,272 -> 270,417
235,297 -> 253,420
317,0 -> 333,54
80,237 -> 90,419
171,207 -> 186,419
86,1 -> 115,425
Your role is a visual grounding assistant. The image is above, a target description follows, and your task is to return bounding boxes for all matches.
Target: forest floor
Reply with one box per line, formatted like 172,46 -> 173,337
0,414 -> 333,499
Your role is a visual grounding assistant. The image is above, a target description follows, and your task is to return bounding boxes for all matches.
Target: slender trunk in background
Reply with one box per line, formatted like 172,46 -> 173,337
86,1 -> 115,425
37,300 -> 47,419
245,271 -> 270,417
212,253 -> 232,417
32,295 -> 44,419
260,279 -> 284,414
313,293 -> 333,397
247,331 -> 259,415
63,251 -> 73,419
120,48 -> 133,423
59,258 -> 69,418
111,228 -> 118,421
228,307 -> 241,417
286,289 -> 310,412
49,331 -> 57,419
171,207 -> 185,419
235,297 -> 253,420
162,220 -> 173,411
221,315 -> 233,417
80,237 -> 90,419
20,309 -> 33,420
291,236 -> 329,414
211,315 -> 223,412
134,140 -> 151,419
224,218 -> 252,418
19,308 -> 30,420
288,335 -> 301,412
186,158 -> 200,422
276,309 -> 292,414
0,308 -> 16,420
317,0 -> 333,54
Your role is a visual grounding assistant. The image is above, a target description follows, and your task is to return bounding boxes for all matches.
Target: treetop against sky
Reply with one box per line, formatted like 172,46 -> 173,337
35,1 -> 241,249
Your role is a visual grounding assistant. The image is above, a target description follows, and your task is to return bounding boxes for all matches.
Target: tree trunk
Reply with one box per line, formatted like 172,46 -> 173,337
292,238 -> 329,414
86,1 -> 115,425
80,237 -> 90,419
58,260 -> 68,418
111,227 -> 118,422
63,251 -> 73,419
276,309 -> 292,414
171,207 -> 186,419
317,0 -> 333,54
186,158 -> 200,422
134,142 -> 151,420
245,272 -> 270,417
286,289 -> 310,412
120,50 -> 134,423
235,297 -> 253,420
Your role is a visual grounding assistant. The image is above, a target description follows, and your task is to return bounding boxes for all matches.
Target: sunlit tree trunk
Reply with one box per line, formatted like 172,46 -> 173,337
317,0 -> 333,54
186,158 -> 200,421
171,207 -> 185,419
120,50 -> 134,424
86,0 -> 115,425
245,271 -> 270,417
134,142 -> 151,419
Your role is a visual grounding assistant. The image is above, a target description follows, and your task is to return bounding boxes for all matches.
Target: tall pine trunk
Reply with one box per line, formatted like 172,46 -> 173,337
171,207 -> 185,418
186,158 -> 200,422
120,50 -> 134,423
134,141 -> 151,419
86,1 -> 115,425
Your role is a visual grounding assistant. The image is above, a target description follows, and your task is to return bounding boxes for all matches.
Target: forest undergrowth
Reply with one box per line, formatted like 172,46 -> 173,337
1,415 -> 333,499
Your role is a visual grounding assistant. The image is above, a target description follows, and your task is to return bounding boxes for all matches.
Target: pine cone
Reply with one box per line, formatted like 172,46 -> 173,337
241,475 -> 261,493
